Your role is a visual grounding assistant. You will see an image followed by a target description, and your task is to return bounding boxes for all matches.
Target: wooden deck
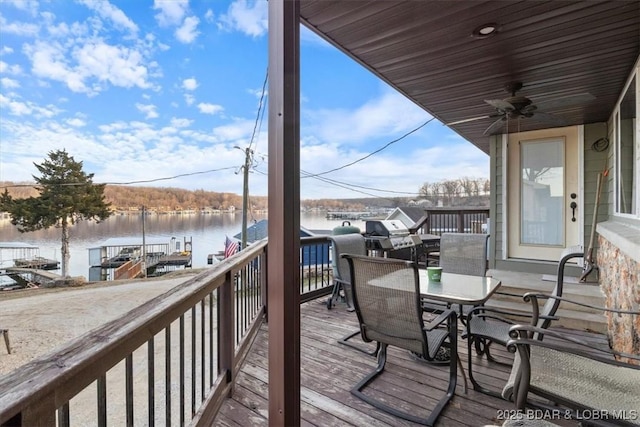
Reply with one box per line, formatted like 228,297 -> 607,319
214,299 -> 610,426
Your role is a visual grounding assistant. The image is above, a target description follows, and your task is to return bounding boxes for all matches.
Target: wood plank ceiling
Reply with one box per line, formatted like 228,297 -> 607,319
300,1 -> 640,153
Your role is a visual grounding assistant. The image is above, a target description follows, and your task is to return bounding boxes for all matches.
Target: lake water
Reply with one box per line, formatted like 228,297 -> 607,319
0,212 -> 364,279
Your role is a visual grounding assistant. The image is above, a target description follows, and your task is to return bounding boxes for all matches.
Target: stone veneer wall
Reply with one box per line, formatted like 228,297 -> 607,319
597,235 -> 640,364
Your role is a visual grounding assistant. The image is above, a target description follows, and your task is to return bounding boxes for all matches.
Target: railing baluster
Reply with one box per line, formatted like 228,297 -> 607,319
57,403 -> 70,427
200,299 -> 205,402
209,292 -> 214,387
180,314 -> 185,427
97,374 -> 107,427
126,353 -> 133,427
165,326 -> 171,426
191,306 -> 196,416
148,338 -> 155,427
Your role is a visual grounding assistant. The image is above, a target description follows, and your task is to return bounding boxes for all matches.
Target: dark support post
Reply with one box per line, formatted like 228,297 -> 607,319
268,0 -> 301,425
219,271 -> 235,393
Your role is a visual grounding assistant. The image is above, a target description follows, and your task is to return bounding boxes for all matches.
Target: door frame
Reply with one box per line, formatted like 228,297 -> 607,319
501,126 -> 584,262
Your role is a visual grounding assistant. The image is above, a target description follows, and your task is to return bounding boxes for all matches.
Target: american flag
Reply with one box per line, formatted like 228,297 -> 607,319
224,236 -> 239,259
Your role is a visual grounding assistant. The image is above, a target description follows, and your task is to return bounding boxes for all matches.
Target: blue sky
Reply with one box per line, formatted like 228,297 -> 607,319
0,0 -> 488,200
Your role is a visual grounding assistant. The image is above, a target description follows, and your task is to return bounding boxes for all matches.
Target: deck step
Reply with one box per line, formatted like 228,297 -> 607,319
486,269 -> 607,333
484,297 -> 608,334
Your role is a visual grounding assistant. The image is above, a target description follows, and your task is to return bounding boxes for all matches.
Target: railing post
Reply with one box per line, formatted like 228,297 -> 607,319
457,210 -> 465,233
262,251 -> 268,321
219,271 -> 235,396
15,394 -> 56,426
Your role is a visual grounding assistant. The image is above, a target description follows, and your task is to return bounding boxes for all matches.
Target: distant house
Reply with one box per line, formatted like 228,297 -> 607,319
234,219 -> 329,266
385,206 -> 428,229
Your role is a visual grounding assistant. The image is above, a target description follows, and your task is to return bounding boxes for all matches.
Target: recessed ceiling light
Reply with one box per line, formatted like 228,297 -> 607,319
472,23 -> 499,39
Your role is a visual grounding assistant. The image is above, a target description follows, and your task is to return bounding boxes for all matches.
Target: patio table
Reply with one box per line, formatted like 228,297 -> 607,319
416,271 -> 501,392
418,271 -> 501,306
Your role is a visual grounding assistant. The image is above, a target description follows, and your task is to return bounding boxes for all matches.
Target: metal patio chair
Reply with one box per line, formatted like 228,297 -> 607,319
422,233 -> 489,320
327,234 -> 379,355
344,254 -> 458,426
465,246 -> 583,397
506,305 -> 640,426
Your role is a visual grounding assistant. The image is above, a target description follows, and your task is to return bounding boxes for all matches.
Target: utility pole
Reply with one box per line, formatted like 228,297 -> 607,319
239,146 -> 253,250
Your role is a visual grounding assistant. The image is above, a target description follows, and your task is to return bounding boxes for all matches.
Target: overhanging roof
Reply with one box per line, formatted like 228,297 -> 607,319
300,1 -> 640,154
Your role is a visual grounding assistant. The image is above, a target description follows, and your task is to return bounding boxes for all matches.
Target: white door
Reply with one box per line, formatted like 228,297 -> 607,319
507,126 -> 581,261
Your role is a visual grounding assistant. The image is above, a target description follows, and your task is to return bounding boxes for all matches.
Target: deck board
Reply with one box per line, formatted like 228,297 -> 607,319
215,299 -> 609,426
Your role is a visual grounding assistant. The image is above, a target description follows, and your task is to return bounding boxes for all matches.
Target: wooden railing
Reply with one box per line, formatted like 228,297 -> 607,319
0,237 -> 334,427
417,208 -> 490,235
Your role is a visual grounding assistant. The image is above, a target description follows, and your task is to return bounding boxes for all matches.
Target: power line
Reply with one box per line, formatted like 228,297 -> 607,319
248,68 -> 269,153
0,166 -> 238,190
300,170 -> 420,196
254,169 -> 419,200
304,116 -> 436,178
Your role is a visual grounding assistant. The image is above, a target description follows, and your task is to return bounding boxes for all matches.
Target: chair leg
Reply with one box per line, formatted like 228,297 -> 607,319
468,336 -> 510,398
327,281 -> 342,309
338,330 -> 379,356
1,330 -> 10,354
352,340 -> 456,426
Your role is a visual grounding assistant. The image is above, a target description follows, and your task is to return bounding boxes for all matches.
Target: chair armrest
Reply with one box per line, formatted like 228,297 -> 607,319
505,324 -> 640,420
423,309 -> 456,331
467,305 -> 537,325
524,293 -> 640,316
506,324 -> 640,362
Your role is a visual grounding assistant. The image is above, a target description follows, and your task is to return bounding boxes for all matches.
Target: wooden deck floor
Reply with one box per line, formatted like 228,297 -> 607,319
214,299 -> 610,426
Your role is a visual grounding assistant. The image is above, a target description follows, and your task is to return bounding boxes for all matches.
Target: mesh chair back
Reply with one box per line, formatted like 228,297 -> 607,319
537,245 -> 584,329
328,234 -> 366,284
439,233 -> 488,276
346,255 -> 426,355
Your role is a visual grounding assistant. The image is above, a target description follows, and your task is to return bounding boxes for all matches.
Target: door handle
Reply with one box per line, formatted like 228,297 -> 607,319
570,202 -> 577,222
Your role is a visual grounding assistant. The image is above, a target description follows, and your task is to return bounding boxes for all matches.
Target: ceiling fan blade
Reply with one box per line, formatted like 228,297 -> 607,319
446,115 -> 492,126
534,93 -> 595,110
483,117 -> 506,135
531,112 -> 568,127
485,99 -> 515,111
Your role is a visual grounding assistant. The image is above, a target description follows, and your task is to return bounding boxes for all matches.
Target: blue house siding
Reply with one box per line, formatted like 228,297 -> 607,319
234,219 -> 329,266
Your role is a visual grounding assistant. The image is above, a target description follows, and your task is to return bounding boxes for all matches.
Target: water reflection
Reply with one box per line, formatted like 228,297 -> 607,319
0,212 -> 347,279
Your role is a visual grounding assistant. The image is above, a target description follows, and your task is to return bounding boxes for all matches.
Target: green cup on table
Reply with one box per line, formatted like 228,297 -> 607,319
427,266 -> 442,282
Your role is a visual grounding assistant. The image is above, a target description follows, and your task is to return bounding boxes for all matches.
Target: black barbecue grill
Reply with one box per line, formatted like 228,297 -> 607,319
364,220 -> 423,251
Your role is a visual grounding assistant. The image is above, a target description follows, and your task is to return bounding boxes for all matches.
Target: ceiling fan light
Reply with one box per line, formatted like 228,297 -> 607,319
472,23 -> 499,39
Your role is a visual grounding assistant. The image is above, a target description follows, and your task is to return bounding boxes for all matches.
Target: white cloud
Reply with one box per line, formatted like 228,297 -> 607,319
24,39 -> 153,94
204,9 -> 214,23
0,93 -> 61,117
153,0 -> 189,27
197,102 -> 224,115
2,0 -> 39,15
0,61 -> 22,74
1,46 -> 14,54
0,77 -> 20,88
306,90 -> 430,145
182,77 -> 198,91
135,103 -> 159,119
175,15 -> 200,43
184,94 -> 195,106
67,117 -> 86,127
170,117 -> 193,128
77,0 -> 138,34
0,15 -> 39,37
218,0 -> 267,38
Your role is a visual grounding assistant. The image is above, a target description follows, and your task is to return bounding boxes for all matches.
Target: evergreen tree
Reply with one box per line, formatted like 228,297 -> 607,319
0,150 -> 112,277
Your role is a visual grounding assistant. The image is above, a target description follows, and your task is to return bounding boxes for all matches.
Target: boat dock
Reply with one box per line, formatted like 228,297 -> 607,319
1,267 -> 61,289
88,237 -> 192,281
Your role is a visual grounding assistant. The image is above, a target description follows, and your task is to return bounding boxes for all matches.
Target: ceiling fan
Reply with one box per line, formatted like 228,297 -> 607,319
447,81 -> 595,135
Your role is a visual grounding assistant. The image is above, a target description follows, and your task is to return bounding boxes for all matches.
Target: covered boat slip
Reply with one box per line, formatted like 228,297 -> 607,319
215,299 -> 610,426
0,242 -> 59,271
88,237 -> 192,280
1,242 -> 60,289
